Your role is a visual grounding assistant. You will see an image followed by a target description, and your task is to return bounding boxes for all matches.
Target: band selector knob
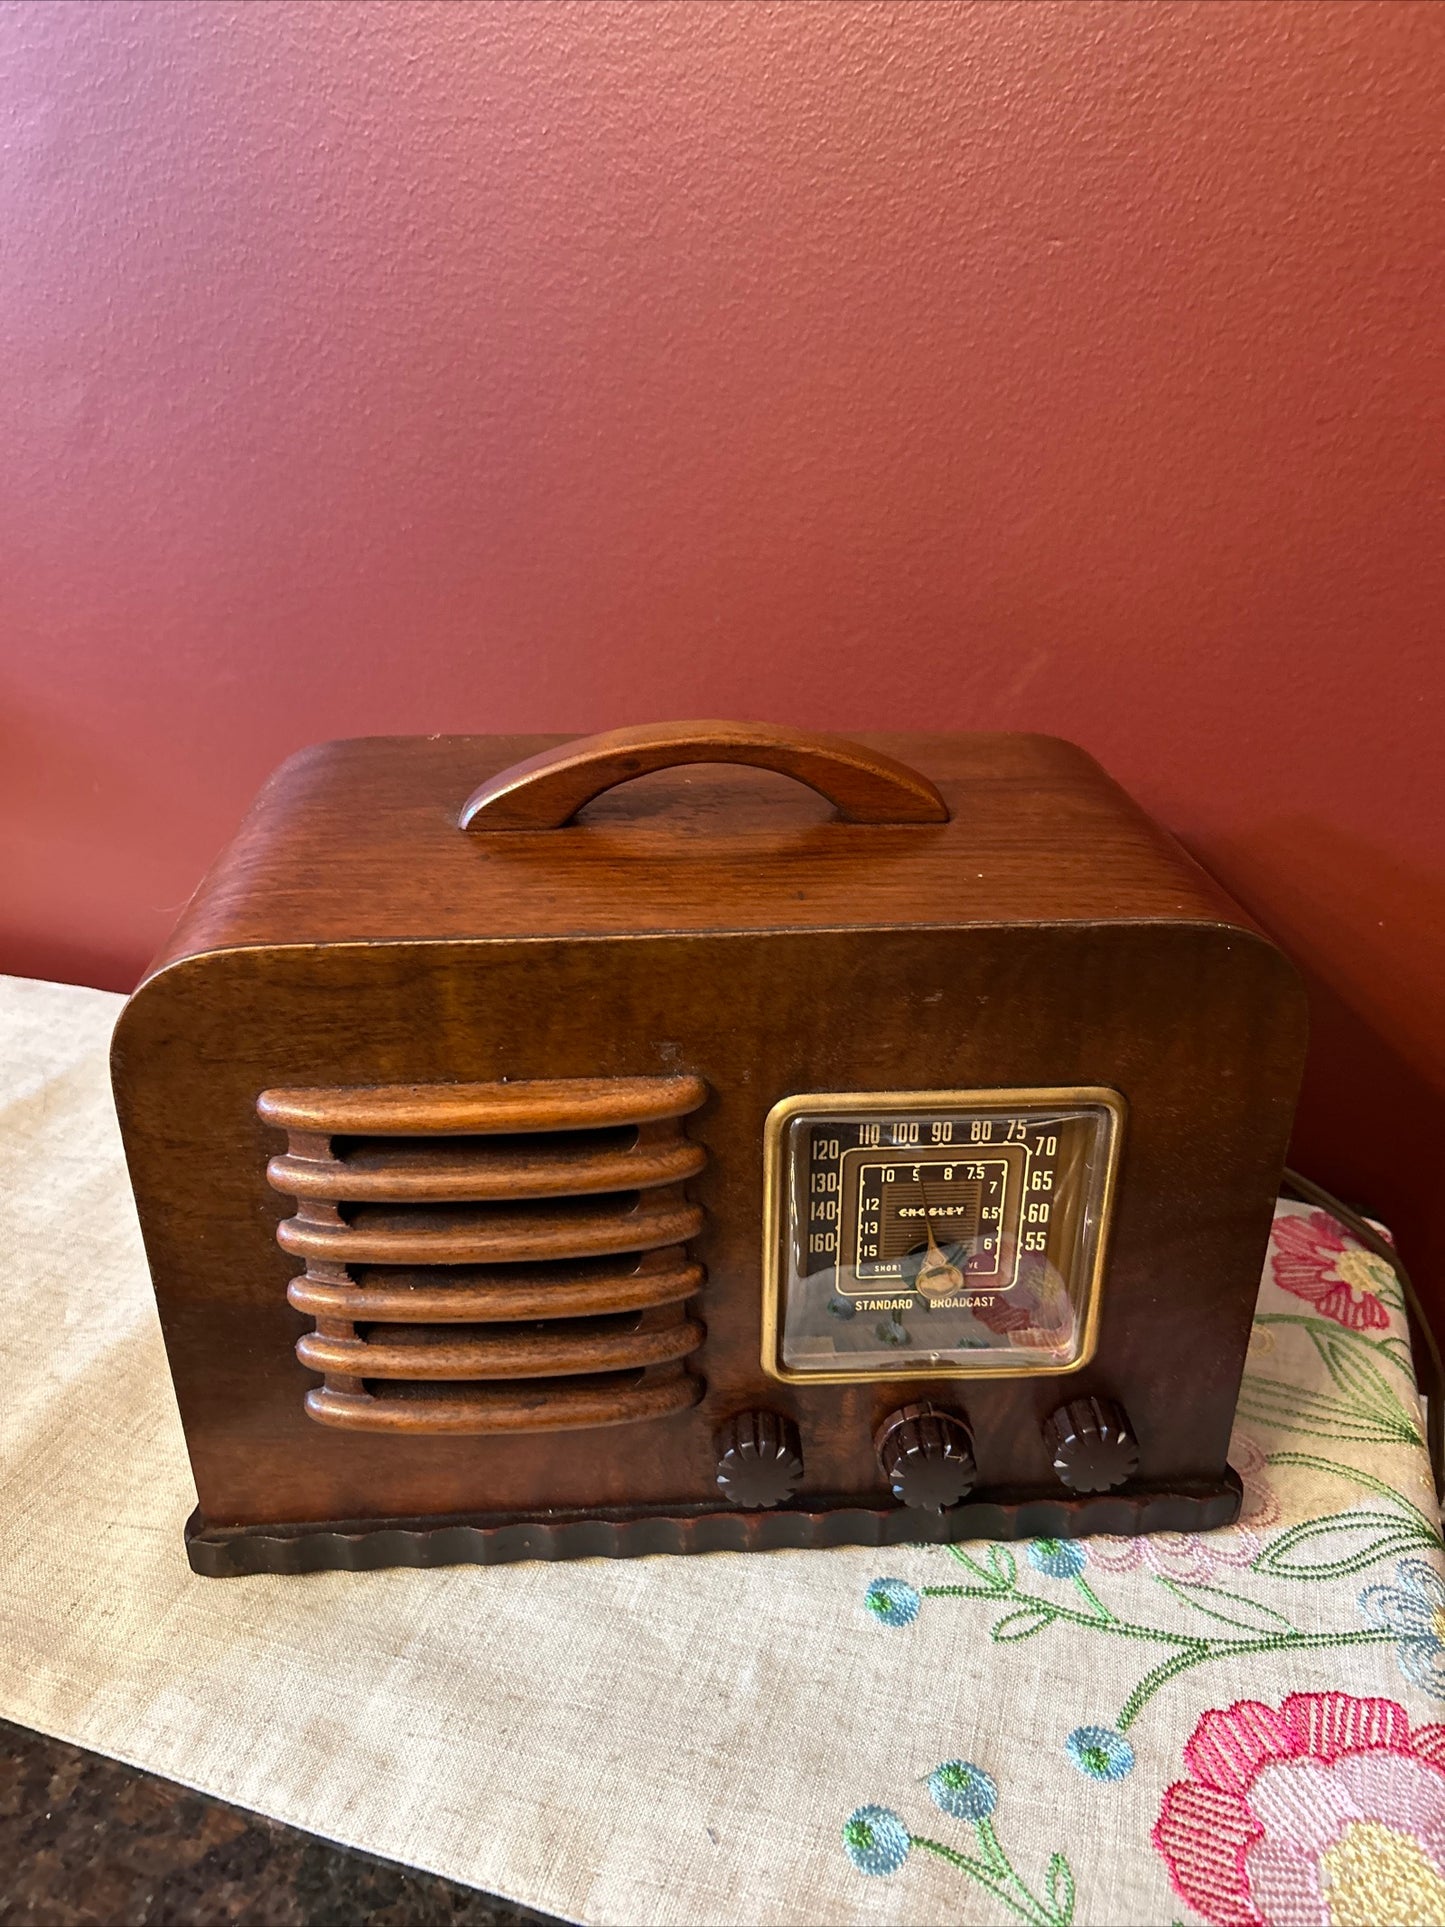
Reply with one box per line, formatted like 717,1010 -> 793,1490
714,1411 -> 804,1508
875,1402 -> 977,1511
1043,1396 -> 1139,1492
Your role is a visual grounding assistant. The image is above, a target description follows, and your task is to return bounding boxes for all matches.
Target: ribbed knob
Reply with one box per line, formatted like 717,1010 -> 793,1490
1043,1396 -> 1139,1493
875,1403 -> 976,1511
714,1411 -> 803,1509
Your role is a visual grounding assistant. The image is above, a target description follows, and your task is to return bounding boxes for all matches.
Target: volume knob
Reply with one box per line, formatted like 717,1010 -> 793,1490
714,1411 -> 803,1508
1044,1396 -> 1139,1493
875,1403 -> 976,1512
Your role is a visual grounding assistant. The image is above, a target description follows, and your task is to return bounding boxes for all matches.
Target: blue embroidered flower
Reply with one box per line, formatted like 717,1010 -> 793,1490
842,1805 -> 911,1876
865,1578 -> 922,1627
1359,1558 -> 1445,1697
1065,1724 -> 1135,1782
927,1759 -> 997,1820
1027,1537 -> 1087,1580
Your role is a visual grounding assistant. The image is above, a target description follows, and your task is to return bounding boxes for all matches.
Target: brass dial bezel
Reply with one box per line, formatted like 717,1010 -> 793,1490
760,1086 -> 1125,1385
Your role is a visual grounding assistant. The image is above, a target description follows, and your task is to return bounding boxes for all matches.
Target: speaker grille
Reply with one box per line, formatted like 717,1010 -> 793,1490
259,1076 -> 707,1435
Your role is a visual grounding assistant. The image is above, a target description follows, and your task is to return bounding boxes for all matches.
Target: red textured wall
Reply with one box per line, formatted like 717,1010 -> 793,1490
3,4 -> 1442,1301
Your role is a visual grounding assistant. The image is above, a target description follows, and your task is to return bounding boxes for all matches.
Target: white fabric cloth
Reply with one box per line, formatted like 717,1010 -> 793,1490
2,973 -> 1441,1927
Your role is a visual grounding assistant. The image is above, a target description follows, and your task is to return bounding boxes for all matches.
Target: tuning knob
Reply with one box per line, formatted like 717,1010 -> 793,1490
875,1403 -> 976,1511
1044,1396 -> 1139,1493
714,1411 -> 803,1508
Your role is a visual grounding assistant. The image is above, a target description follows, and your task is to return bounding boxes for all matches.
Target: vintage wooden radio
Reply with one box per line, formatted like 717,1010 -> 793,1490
111,722 -> 1307,1575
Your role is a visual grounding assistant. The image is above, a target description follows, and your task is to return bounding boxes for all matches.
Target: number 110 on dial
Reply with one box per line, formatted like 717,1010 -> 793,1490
765,1089 -> 1123,1382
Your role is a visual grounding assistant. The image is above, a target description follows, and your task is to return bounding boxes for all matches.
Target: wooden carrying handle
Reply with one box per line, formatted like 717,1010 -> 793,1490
458,720 -> 950,830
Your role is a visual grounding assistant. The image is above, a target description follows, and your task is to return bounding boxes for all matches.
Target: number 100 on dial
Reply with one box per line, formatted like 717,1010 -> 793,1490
763,1089 -> 1123,1383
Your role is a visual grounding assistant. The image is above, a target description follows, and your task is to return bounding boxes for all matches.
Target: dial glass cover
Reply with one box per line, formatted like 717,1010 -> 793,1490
763,1089 -> 1123,1382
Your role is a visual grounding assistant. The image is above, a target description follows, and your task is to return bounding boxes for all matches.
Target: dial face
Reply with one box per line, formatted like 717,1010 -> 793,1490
763,1089 -> 1123,1382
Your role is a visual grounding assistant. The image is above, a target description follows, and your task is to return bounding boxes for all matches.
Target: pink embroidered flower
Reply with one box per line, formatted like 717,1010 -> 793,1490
1155,1692 -> 1445,1926
1089,1434 -> 1279,1580
1272,1210 -> 1390,1332
1089,1526 -> 1261,1583
1230,1432 -> 1283,1535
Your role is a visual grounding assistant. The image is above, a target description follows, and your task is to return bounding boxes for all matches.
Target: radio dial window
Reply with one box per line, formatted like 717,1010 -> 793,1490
763,1089 -> 1123,1382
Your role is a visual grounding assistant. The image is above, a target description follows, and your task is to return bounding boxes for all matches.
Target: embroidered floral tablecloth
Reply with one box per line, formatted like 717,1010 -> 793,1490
1,972 -> 1442,1927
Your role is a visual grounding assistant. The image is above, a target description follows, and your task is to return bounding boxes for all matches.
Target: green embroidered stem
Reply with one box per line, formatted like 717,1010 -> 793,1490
1263,1310 -> 1410,1356
975,1815 -> 1012,1876
926,1564 -> 1405,1733
1071,1576 -> 1114,1623
946,1547 -> 1004,1588
1113,1643 -> 1209,1729
1114,1627 -> 1400,1730
924,1585 -> 1206,1651
1265,1450 -> 1443,1542
1240,1313 -> 1425,1447
908,1836 -> 997,1879
978,1817 -> 1073,1925
1151,1573 -> 1297,1633
910,1834 -> 1069,1927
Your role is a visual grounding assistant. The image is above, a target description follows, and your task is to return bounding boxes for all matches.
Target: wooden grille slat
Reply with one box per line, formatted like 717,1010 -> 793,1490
267,1131 -> 703,1202
304,1369 -> 703,1435
276,1193 -> 702,1265
296,1314 -> 704,1380
258,1075 -> 706,1137
286,1251 -> 701,1323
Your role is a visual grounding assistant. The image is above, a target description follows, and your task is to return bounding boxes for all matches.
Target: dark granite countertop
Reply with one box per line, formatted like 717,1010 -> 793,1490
0,1718 -> 567,1926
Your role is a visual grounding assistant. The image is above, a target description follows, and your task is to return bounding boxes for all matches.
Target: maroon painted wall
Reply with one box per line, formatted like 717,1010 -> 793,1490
3,4 -> 1443,1303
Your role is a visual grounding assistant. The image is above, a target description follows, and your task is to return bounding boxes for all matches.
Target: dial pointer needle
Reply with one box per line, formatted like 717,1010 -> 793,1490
914,1170 -> 964,1301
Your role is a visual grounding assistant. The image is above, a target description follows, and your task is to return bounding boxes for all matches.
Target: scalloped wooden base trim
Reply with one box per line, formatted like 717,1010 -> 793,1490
185,1471 -> 1242,1576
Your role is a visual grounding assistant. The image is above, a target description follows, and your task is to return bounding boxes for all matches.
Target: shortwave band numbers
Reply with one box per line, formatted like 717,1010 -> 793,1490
801,1113 -> 1072,1283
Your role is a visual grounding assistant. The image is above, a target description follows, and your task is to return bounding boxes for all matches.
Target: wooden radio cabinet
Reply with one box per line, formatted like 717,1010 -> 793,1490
110,722 -> 1306,1574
